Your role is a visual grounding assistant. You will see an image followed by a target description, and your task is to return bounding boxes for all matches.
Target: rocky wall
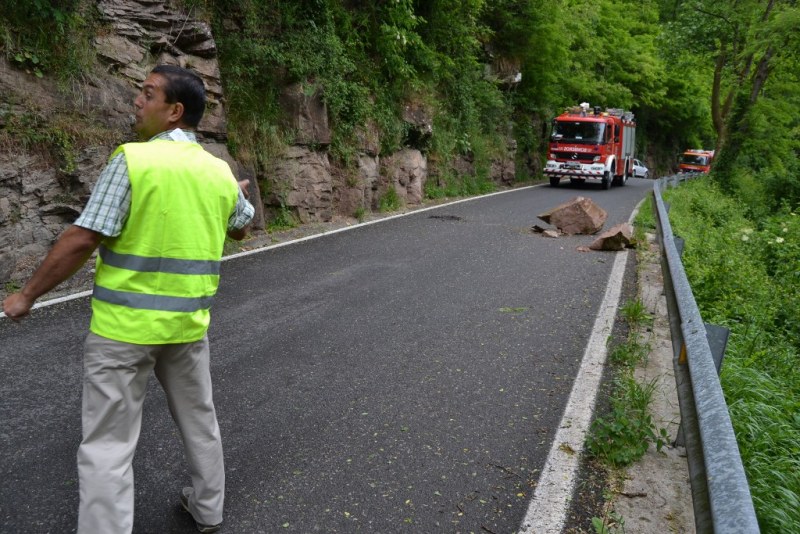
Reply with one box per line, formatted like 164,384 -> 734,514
0,0 -> 517,288
0,0 -> 254,286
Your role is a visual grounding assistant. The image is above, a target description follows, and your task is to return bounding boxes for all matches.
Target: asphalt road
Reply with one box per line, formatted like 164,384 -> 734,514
0,178 -> 651,533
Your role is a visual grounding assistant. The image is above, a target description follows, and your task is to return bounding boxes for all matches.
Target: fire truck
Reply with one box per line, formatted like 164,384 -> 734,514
678,149 -> 714,174
544,103 -> 636,190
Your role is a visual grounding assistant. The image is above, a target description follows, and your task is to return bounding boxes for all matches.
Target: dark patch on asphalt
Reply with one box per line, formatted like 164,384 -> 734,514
428,214 -> 463,221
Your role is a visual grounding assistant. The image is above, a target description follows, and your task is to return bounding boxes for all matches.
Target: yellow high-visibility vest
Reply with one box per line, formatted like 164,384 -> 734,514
90,140 -> 239,344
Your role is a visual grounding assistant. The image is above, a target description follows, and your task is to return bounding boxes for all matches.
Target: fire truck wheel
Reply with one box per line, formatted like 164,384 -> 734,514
613,169 -> 628,187
602,171 -> 612,190
549,177 -> 560,187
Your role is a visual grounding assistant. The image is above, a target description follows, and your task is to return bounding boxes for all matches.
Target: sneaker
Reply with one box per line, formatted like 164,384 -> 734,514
180,487 -> 222,533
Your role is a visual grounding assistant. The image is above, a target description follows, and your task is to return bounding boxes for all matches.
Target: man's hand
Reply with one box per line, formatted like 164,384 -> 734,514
1,225 -> 102,321
3,292 -> 35,321
238,179 -> 250,199
226,179 -> 253,241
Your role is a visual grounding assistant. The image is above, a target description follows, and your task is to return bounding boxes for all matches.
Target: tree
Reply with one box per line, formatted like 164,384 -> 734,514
708,0 -> 800,190
659,0 -> 800,202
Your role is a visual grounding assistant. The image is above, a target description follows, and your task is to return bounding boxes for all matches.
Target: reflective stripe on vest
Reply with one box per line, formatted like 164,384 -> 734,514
98,245 -> 221,275
90,140 -> 238,345
93,285 -> 215,312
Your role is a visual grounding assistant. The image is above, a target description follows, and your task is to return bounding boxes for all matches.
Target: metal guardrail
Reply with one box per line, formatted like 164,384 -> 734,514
652,175 -> 760,533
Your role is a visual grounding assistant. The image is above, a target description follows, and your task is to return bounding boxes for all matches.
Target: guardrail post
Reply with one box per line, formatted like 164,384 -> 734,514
704,323 -> 730,374
674,322 -> 729,447
673,236 -> 684,256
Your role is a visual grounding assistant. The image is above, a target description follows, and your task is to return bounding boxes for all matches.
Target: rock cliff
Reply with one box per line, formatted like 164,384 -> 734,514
1,0 -> 244,285
0,0 -> 516,290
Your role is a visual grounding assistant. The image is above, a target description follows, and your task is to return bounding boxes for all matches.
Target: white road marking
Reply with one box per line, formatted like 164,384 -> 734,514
518,208 -> 639,533
1,186 -> 536,318
222,185 -> 536,260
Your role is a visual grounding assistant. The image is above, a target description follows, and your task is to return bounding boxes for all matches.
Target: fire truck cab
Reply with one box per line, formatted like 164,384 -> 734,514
544,103 -> 636,190
678,149 -> 714,174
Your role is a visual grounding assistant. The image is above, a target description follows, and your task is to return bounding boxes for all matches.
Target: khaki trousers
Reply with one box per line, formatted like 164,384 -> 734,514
77,333 -> 224,533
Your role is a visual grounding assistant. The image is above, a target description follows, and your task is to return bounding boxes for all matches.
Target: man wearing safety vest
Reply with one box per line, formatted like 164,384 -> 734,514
3,65 -> 254,533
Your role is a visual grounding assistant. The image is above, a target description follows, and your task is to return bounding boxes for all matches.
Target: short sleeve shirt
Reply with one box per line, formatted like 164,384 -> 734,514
75,129 -> 255,237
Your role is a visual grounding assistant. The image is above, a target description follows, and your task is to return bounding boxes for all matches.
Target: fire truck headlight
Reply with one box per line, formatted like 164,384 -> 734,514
593,155 -> 601,162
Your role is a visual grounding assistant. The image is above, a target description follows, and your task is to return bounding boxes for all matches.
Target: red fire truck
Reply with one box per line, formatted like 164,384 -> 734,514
678,149 -> 714,174
544,103 -> 636,190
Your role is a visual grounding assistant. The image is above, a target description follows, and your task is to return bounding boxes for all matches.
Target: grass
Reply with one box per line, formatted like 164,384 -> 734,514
585,295 -> 667,468
267,204 -> 298,232
354,205 -> 367,222
222,236 -> 243,256
378,187 -> 403,212
424,167 -> 497,200
663,177 -> 800,532
1,2 -> 99,86
607,337 -> 650,368
586,374 -> 668,467
619,299 -> 652,328
4,281 -> 21,293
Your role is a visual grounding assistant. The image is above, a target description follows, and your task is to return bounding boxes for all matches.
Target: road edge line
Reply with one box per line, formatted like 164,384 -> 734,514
519,247 -> 627,533
1,186 -> 537,319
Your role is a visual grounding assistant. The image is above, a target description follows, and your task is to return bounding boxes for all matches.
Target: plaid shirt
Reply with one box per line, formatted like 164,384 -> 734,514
75,129 -> 254,237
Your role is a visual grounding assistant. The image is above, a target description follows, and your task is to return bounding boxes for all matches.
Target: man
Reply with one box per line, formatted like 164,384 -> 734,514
3,65 -> 254,533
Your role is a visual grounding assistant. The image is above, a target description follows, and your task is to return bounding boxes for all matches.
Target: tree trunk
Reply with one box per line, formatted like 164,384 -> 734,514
711,47 -> 726,141
712,0 -> 779,182
713,46 -> 773,186
749,46 -> 773,104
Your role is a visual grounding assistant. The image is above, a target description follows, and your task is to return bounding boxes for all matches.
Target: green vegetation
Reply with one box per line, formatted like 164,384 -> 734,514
664,178 -> 800,532
2,1 -> 797,205
196,0 -> 749,199
586,294 -> 667,531
619,298 -> 653,329
592,509 -> 625,534
4,281 -> 21,293
0,109 -> 115,177
221,236 -> 242,256
0,0 -> 97,84
586,298 -> 668,467
0,2 -> 114,181
202,0 -> 518,197
353,205 -> 367,223
586,374 -> 668,466
377,187 -> 402,213
499,307 -> 528,313
267,203 -> 298,232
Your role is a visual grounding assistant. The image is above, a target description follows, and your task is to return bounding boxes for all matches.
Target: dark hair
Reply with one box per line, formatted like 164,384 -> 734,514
151,65 -> 206,128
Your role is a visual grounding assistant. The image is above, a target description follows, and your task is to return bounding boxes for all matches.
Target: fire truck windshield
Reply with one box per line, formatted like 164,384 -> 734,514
551,121 -> 606,144
681,154 -> 708,165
